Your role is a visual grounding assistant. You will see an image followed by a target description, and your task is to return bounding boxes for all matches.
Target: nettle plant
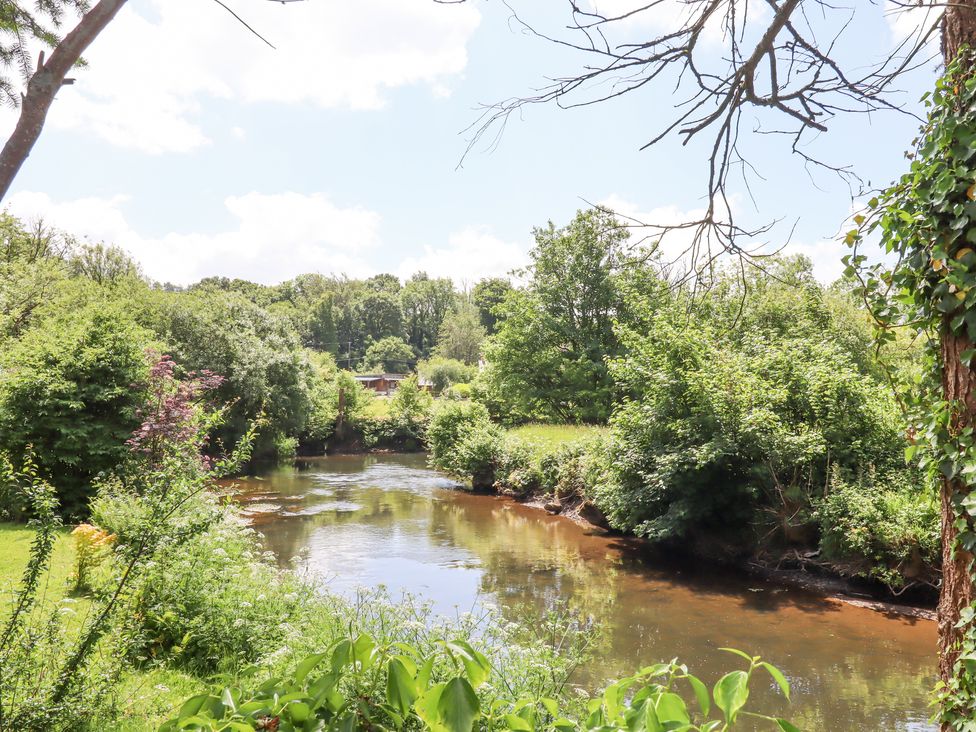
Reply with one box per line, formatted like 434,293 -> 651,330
846,53 -> 976,727
163,640 -> 795,732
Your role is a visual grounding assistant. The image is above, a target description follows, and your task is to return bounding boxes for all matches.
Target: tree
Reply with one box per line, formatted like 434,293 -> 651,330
401,272 -> 457,357
461,1 -> 974,725
308,294 -> 339,354
434,302 -> 485,364
417,356 -> 477,394
0,300 -> 152,514
0,0 -> 128,201
361,336 -> 415,373
482,208 -> 631,423
69,242 -> 141,285
355,290 -> 404,344
471,277 -> 513,334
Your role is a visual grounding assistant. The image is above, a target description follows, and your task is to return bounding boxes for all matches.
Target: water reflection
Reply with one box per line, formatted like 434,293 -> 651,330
234,453 -> 937,731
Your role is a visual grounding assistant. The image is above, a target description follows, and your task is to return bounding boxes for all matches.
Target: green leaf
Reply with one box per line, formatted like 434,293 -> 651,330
504,713 -> 533,731
294,653 -> 329,683
713,670 -> 749,723
287,701 -> 311,723
178,694 -> 215,721
331,639 -> 352,671
776,720 -> 801,732
386,658 -> 419,716
643,701 -> 663,732
654,692 -> 689,724
353,633 -> 377,670
718,647 -> 754,663
436,678 -> 480,732
685,674 -> 710,716
760,662 -> 791,701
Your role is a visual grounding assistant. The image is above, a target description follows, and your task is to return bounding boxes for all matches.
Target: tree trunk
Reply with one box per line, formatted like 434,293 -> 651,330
0,0 -> 128,203
941,4 -> 976,726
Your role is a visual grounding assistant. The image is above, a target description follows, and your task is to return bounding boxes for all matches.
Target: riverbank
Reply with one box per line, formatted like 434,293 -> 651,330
510,490 -> 937,620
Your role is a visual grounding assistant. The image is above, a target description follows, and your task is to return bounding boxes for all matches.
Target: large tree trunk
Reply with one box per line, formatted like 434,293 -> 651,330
941,4 -> 976,726
0,0 -> 128,202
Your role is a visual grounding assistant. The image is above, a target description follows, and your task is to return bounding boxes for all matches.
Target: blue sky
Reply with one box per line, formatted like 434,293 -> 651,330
0,0 -> 942,285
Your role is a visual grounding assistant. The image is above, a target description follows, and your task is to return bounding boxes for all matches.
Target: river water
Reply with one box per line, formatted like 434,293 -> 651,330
235,453 -> 937,731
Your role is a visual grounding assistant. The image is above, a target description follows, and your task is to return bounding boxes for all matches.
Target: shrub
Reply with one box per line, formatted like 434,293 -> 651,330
815,468 -> 939,591
0,301 -> 153,514
453,420 -> 505,490
126,514 -> 310,673
427,401 -> 491,472
443,382 -> 473,400
417,357 -> 477,394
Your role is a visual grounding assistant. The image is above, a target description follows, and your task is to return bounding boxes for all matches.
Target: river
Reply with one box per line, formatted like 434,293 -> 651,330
235,453 -> 937,731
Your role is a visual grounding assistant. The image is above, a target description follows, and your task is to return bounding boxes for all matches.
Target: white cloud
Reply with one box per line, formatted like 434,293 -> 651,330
4,191 -> 526,287
6,190 -> 382,284
395,226 -> 530,284
230,126 -> 246,142
885,1 -> 940,44
28,0 -> 481,153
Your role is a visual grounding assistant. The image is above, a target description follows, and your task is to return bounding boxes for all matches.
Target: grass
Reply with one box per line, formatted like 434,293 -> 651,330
506,423 -> 608,459
361,396 -> 392,419
0,522 -> 202,731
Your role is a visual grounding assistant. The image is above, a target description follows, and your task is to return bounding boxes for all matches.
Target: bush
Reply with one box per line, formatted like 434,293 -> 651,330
453,420 -> 505,490
427,401 -> 491,471
125,514 -> 310,673
417,357 -> 477,394
0,301 -> 153,514
815,468 -> 939,591
443,382 -> 472,400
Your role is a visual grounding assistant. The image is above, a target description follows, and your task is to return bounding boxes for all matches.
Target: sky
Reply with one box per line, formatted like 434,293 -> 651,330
0,0 -> 945,286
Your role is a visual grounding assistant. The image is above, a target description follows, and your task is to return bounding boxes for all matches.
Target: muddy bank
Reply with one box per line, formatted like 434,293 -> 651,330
507,490 -> 936,619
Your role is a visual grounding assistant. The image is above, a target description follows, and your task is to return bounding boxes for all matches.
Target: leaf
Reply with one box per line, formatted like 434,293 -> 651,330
294,653 -> 329,683
178,694 -> 216,721
760,662 -> 791,701
718,647 -> 754,663
287,701 -> 311,723
331,639 -> 352,671
504,713 -> 533,731
713,670 -> 749,723
353,633 -> 377,670
776,719 -> 801,732
685,674 -> 710,716
386,658 -> 419,716
436,678 -> 480,732
654,692 -> 690,724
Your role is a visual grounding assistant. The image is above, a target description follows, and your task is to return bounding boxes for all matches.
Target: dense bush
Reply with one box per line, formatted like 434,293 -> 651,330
815,468 -> 939,591
122,515 -> 310,673
418,356 -> 478,394
0,301 -> 153,514
599,260 -> 909,548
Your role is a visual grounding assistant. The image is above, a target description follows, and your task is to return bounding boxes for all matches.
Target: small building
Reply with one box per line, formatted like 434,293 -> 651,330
354,373 -> 434,396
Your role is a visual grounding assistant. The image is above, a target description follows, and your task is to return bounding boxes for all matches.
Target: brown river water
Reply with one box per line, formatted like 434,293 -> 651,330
234,453 -> 937,731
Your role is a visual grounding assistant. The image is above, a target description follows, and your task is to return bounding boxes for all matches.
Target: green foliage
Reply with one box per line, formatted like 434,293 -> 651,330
164,640 -> 794,732
361,336 -> 415,373
427,401 -> 490,464
481,208 -> 634,423
0,301 -> 153,514
122,515 -> 309,673
147,290 -> 316,460
402,273 -> 457,358
815,468 -> 939,591
600,261 -> 908,546
434,303 -> 486,365
390,375 -> 433,432
418,356 -> 478,394
472,277 -> 513,334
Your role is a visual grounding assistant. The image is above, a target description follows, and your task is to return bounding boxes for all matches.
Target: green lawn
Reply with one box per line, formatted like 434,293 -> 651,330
362,396 -> 392,419
0,522 -> 204,731
506,423 -> 608,459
